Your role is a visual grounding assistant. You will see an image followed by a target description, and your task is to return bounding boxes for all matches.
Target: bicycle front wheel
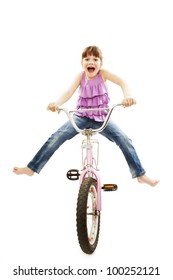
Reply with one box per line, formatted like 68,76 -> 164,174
76,177 -> 100,254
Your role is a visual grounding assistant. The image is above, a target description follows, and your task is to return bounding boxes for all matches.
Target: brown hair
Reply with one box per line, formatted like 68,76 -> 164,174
82,46 -> 103,63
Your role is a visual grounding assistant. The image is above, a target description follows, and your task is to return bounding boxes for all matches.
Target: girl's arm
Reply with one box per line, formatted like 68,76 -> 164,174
101,69 -> 136,106
48,73 -> 82,112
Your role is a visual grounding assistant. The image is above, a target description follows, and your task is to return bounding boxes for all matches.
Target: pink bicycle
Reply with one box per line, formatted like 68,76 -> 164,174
59,104 -> 121,254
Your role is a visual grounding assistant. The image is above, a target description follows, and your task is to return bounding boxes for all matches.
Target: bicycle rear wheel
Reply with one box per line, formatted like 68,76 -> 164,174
76,177 -> 100,254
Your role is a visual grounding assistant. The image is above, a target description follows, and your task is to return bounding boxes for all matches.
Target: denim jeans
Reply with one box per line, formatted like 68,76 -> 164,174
27,115 -> 145,178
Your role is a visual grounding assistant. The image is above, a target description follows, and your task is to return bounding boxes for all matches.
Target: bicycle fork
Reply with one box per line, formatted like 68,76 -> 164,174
79,135 -> 102,212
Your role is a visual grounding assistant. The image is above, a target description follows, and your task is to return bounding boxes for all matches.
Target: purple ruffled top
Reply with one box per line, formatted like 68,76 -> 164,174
76,72 -> 110,122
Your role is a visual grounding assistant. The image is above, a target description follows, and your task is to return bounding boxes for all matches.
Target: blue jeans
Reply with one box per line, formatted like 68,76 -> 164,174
27,116 -> 145,178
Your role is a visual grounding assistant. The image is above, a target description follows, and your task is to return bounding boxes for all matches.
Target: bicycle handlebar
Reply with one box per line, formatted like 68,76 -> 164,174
57,104 -> 122,134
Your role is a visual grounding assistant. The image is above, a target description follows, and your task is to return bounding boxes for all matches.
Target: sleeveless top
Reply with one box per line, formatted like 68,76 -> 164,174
75,71 -> 110,122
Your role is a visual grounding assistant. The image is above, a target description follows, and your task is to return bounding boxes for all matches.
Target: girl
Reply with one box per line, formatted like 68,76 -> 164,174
13,46 -> 159,186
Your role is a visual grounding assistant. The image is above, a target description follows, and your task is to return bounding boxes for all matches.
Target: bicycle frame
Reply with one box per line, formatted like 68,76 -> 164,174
58,104 -> 121,212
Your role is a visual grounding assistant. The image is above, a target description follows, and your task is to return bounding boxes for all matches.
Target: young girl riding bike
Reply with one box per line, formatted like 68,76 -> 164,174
13,46 -> 159,187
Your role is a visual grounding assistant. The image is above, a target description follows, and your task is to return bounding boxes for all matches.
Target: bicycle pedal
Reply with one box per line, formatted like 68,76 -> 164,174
66,169 -> 80,180
102,184 -> 118,191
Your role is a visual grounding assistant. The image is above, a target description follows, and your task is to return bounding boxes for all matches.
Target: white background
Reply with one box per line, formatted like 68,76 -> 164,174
0,0 -> 172,279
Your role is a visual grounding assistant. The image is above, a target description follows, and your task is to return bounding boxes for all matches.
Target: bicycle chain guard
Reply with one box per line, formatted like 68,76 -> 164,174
66,169 -> 80,180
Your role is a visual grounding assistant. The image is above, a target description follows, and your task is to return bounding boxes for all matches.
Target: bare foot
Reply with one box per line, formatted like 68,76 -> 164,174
13,167 -> 34,176
137,175 -> 159,187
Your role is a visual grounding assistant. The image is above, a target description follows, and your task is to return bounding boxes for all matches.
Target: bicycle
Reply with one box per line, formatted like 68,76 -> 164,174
58,104 -> 121,254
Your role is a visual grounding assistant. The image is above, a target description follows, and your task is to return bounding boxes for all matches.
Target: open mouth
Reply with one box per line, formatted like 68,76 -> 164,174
87,67 -> 95,73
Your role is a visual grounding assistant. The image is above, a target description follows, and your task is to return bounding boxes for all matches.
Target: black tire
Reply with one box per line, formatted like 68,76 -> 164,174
76,177 -> 100,254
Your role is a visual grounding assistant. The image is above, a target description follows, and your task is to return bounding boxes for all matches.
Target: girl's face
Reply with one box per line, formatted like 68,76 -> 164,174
82,55 -> 102,79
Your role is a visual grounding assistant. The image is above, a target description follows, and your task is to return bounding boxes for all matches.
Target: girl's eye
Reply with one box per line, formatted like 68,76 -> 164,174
84,57 -> 99,63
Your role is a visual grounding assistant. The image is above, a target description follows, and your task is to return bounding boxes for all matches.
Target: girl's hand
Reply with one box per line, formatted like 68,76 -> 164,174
47,102 -> 59,112
122,97 -> 136,107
